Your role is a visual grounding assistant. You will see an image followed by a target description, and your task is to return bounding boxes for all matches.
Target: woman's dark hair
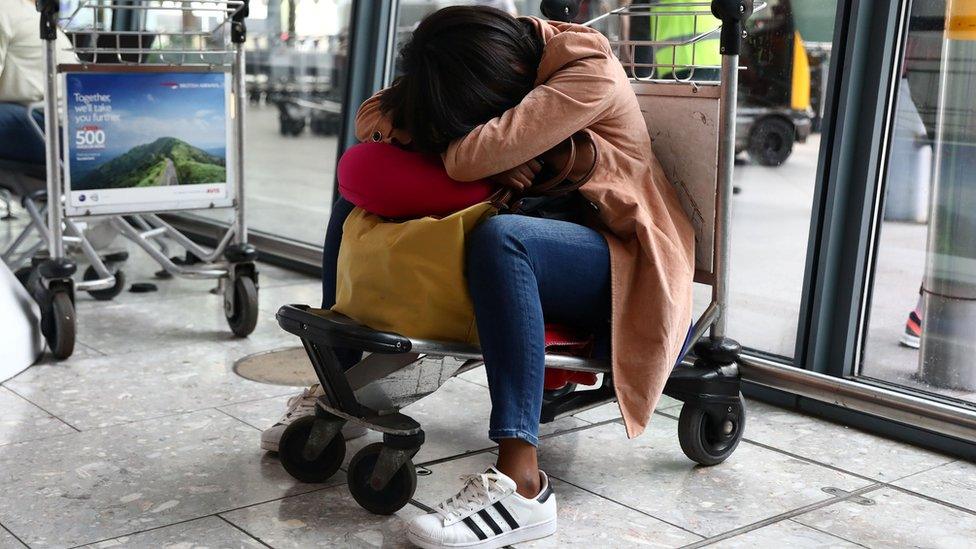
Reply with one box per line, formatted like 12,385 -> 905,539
380,6 -> 543,153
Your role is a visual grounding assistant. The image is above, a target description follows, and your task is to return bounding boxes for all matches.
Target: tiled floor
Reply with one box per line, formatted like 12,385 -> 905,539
1,219 -> 975,548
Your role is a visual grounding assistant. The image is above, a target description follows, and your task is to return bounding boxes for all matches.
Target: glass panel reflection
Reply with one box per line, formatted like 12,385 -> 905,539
187,0 -> 352,245
862,0 -> 976,405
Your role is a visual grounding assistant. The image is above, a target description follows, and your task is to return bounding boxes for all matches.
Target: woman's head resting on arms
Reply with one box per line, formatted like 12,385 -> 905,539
380,6 -> 544,154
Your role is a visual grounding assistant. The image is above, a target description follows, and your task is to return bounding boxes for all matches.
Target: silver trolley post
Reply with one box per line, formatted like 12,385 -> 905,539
699,0 -> 751,360
231,5 -> 249,247
222,0 -> 260,336
40,4 -> 63,262
33,0 -> 79,359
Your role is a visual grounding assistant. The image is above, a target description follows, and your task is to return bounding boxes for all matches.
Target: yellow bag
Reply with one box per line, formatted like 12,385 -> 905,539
332,202 -> 496,345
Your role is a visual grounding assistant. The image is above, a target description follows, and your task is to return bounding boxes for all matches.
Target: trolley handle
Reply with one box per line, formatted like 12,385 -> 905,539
540,0 -> 580,21
232,0 -> 250,44
36,0 -> 59,41
710,0 -> 753,56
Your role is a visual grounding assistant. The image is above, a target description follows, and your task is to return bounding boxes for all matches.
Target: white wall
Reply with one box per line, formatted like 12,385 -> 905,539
0,262 -> 43,382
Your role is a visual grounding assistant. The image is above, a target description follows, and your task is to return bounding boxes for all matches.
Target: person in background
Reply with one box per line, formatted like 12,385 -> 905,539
619,0 -> 720,80
0,0 -> 75,166
896,21 -> 944,350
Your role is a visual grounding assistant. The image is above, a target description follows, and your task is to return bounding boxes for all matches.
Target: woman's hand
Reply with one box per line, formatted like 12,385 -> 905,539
489,159 -> 543,193
540,135 -> 596,183
538,139 -> 573,174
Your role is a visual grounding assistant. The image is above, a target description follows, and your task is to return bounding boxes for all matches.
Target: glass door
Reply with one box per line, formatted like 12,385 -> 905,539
234,0 -> 352,245
170,0 -> 354,251
724,0 -> 836,359
859,0 -> 976,408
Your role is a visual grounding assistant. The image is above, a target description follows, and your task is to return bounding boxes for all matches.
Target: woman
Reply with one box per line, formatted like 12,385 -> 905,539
266,7 -> 695,548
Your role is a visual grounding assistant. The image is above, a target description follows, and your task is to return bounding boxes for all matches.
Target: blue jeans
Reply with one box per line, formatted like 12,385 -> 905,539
0,103 -> 45,165
321,199 -> 612,447
467,215 -> 610,446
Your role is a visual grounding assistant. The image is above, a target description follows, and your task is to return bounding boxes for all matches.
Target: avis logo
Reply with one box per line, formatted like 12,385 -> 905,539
206,187 -> 220,194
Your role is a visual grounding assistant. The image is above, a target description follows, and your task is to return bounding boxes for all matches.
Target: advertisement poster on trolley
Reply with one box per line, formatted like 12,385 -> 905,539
63,70 -> 234,216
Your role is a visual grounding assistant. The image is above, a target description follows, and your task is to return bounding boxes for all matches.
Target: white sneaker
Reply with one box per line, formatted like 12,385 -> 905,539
407,467 -> 557,549
260,384 -> 367,452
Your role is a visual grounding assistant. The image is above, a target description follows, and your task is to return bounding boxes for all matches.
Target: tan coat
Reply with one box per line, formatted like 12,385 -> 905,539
355,18 -> 695,438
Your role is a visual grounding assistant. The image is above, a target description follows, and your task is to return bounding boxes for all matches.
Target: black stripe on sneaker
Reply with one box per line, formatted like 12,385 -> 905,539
536,483 -> 553,503
463,517 -> 487,540
478,509 -> 503,535
493,502 -> 520,530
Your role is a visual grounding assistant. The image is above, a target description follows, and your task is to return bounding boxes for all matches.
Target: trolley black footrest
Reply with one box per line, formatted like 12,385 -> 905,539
277,304 -> 412,354
664,362 -> 741,406
540,382 -> 616,424
317,397 -> 423,436
102,251 -> 130,263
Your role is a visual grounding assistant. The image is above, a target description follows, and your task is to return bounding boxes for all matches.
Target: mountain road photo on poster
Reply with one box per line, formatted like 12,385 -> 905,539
77,137 -> 226,189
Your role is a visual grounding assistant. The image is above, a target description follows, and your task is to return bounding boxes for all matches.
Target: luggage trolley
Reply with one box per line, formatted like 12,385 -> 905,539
270,35 -> 344,138
22,0 -> 259,359
274,0 -> 754,515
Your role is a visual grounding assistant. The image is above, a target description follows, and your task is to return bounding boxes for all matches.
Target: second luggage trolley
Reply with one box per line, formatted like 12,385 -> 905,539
25,0 -> 259,359
275,0 -> 754,515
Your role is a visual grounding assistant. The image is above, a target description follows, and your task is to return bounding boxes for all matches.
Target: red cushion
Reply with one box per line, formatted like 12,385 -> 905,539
337,142 -> 495,219
543,324 -> 599,390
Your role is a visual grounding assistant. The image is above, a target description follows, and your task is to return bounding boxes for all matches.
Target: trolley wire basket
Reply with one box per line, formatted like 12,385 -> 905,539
59,0 -> 246,66
588,1 -> 724,81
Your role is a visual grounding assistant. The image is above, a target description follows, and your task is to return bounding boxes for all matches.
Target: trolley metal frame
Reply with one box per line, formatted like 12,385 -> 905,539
269,0 -> 759,513
16,0 -> 259,359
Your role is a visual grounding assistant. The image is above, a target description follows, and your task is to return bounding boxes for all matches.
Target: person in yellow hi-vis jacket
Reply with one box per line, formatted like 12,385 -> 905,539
621,0 -> 720,80
652,0 -> 722,80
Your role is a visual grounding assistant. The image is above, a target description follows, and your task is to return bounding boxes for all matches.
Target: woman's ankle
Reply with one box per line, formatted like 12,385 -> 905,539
496,439 -> 542,498
510,469 -> 542,498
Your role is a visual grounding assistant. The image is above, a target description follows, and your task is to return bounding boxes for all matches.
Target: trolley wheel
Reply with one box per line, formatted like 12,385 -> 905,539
347,442 -> 417,515
279,116 -> 305,136
677,394 -> 746,466
279,416 -> 346,483
748,117 -> 794,167
48,292 -> 76,360
310,113 -> 340,136
225,276 -> 258,337
83,265 -> 126,301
